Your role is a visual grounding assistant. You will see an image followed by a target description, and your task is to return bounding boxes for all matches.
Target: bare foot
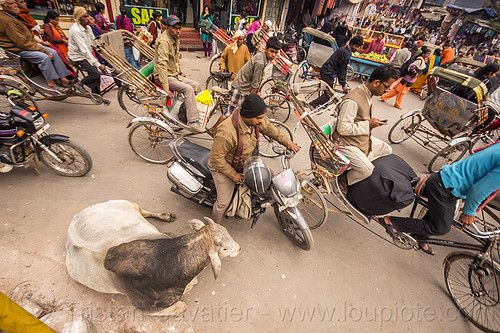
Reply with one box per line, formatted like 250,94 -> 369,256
61,77 -> 70,87
47,80 -> 56,89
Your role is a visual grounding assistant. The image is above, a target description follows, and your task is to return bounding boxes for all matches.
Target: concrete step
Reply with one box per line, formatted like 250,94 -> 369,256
180,29 -> 203,51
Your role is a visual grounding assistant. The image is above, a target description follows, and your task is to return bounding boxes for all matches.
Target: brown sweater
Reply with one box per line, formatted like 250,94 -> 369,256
0,11 -> 45,53
210,115 -> 292,180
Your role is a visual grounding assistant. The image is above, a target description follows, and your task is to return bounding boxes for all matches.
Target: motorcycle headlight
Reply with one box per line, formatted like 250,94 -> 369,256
283,193 -> 303,208
33,116 -> 45,129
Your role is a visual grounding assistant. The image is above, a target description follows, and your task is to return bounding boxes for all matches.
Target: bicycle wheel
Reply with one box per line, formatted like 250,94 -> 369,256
205,75 -> 228,90
470,129 -> 500,154
444,252 -> 500,333
259,120 -> 293,158
298,181 -> 328,230
118,84 -> 150,118
346,65 -> 355,82
259,78 -> 279,97
273,204 -> 314,250
209,54 -> 222,75
427,141 -> 470,173
262,94 -> 291,123
388,113 -> 422,144
128,121 -> 177,163
296,47 -> 307,63
292,60 -> 318,83
0,82 -> 38,114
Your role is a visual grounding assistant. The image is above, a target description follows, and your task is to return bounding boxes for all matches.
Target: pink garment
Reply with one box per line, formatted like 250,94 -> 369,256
365,38 -> 385,54
115,15 -> 133,32
248,20 -> 260,34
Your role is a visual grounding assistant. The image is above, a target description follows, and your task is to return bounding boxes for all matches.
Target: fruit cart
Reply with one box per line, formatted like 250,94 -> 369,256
349,53 -> 387,80
349,26 -> 404,56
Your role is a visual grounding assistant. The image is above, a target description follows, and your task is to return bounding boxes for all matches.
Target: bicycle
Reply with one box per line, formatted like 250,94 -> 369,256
395,192 -> 500,333
127,86 -> 294,163
205,70 -> 235,90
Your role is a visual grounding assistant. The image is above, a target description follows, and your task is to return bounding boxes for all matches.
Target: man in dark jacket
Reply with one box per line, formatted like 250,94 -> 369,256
310,36 -> 363,108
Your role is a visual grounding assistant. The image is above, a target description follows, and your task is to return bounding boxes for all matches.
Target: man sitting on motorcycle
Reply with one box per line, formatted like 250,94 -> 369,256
0,0 -> 71,90
208,93 -> 301,223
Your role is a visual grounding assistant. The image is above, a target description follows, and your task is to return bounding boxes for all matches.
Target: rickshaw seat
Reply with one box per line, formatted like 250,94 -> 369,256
292,80 -> 333,95
211,86 -> 229,95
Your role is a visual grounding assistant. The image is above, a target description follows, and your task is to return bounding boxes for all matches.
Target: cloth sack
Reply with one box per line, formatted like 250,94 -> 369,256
225,185 -> 252,220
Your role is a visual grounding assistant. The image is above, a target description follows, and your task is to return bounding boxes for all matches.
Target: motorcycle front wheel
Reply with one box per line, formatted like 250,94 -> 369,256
38,140 -> 92,176
273,204 -> 314,251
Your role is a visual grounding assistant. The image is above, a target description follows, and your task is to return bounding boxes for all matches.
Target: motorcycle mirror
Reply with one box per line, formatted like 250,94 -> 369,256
272,146 -> 285,155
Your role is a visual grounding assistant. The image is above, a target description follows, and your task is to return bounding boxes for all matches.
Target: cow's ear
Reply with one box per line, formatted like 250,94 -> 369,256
203,217 -> 216,226
189,219 -> 206,231
209,251 -> 221,279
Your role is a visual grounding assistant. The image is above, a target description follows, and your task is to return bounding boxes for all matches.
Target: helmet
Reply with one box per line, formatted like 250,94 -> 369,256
243,157 -> 271,196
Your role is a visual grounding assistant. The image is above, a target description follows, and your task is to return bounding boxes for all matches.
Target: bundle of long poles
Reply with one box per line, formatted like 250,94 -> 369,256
121,30 -> 155,60
93,38 -> 157,96
212,28 -> 233,46
257,31 -> 292,74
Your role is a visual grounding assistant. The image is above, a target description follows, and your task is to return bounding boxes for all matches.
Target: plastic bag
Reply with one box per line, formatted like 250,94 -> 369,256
196,90 -> 215,127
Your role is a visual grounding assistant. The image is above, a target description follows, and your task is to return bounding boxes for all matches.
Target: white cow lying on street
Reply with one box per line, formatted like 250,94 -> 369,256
66,200 -> 240,316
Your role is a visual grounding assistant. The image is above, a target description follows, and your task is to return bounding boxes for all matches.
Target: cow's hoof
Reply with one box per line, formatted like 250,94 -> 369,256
161,213 -> 175,222
148,301 -> 187,317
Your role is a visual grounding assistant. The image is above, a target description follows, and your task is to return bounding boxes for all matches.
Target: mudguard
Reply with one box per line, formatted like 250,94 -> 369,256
126,116 -> 176,137
285,207 -> 309,230
400,109 -> 421,119
39,134 -> 69,145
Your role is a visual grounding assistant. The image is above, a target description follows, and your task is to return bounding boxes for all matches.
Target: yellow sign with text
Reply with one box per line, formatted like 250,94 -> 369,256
125,5 -> 168,26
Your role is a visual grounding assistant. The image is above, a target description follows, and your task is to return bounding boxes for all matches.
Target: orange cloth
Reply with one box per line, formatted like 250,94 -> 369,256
52,26 -> 68,57
440,47 -> 455,64
17,8 -> 37,28
381,82 -> 411,108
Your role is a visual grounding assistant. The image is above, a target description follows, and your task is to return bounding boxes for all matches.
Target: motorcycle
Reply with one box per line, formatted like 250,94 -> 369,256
166,137 -> 325,250
0,90 -> 92,176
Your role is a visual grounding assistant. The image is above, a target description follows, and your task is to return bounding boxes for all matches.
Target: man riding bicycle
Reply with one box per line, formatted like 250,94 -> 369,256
379,142 -> 500,255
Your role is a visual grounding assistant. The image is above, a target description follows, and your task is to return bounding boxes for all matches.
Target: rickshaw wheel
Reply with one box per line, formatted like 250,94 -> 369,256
388,113 -> 422,144
427,141 -> 470,173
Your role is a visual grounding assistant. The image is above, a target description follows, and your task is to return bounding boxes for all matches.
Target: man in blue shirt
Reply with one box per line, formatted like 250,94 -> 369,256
379,142 -> 500,255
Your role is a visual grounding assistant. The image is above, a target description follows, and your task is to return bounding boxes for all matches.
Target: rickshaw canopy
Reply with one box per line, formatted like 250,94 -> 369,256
428,67 -> 488,102
302,27 -> 335,44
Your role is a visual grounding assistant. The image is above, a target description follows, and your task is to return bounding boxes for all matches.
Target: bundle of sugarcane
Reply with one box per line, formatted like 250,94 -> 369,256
198,20 -> 232,45
257,31 -> 293,74
289,82 -> 349,176
121,30 -> 155,60
92,37 -> 157,97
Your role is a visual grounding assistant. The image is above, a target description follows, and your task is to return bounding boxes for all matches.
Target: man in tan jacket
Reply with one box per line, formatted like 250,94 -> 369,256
333,64 -> 399,187
209,93 -> 300,223
153,15 -> 204,132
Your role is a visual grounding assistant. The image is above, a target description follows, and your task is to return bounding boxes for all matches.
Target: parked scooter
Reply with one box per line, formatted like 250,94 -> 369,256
0,89 -> 92,176
166,137 -> 322,250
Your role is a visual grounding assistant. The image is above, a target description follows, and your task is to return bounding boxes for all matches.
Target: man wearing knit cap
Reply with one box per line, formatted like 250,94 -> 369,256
68,7 -> 105,94
208,93 -> 300,223
0,0 -> 70,90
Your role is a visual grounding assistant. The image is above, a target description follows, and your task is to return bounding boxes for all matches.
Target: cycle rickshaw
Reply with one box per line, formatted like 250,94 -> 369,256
287,80 -> 500,333
388,66 -> 499,173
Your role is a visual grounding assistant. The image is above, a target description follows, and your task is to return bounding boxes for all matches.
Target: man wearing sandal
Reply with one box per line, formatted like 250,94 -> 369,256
379,142 -> 500,255
0,0 -> 70,90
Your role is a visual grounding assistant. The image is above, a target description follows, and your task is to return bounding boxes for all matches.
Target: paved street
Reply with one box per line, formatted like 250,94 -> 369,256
0,52 -> 483,333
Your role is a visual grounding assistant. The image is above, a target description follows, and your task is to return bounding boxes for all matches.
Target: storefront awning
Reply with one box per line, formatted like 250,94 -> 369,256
447,0 -> 487,14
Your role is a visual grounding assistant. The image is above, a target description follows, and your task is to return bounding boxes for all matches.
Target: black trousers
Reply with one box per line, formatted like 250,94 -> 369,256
75,59 -> 101,94
390,172 -> 457,237
310,70 -> 335,108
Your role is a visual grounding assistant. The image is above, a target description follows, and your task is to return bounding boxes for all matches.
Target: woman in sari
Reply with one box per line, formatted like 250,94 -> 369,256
42,10 -> 75,77
411,48 -> 441,94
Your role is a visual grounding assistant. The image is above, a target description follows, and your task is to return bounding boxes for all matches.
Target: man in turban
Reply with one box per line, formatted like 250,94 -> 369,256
68,7 -> 105,94
208,93 -> 300,223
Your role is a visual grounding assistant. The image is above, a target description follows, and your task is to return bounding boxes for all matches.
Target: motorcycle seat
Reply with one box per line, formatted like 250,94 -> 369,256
177,139 -> 212,179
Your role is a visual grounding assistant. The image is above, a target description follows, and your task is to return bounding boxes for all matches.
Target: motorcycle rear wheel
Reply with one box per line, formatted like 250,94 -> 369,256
273,204 -> 314,250
38,140 -> 92,176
